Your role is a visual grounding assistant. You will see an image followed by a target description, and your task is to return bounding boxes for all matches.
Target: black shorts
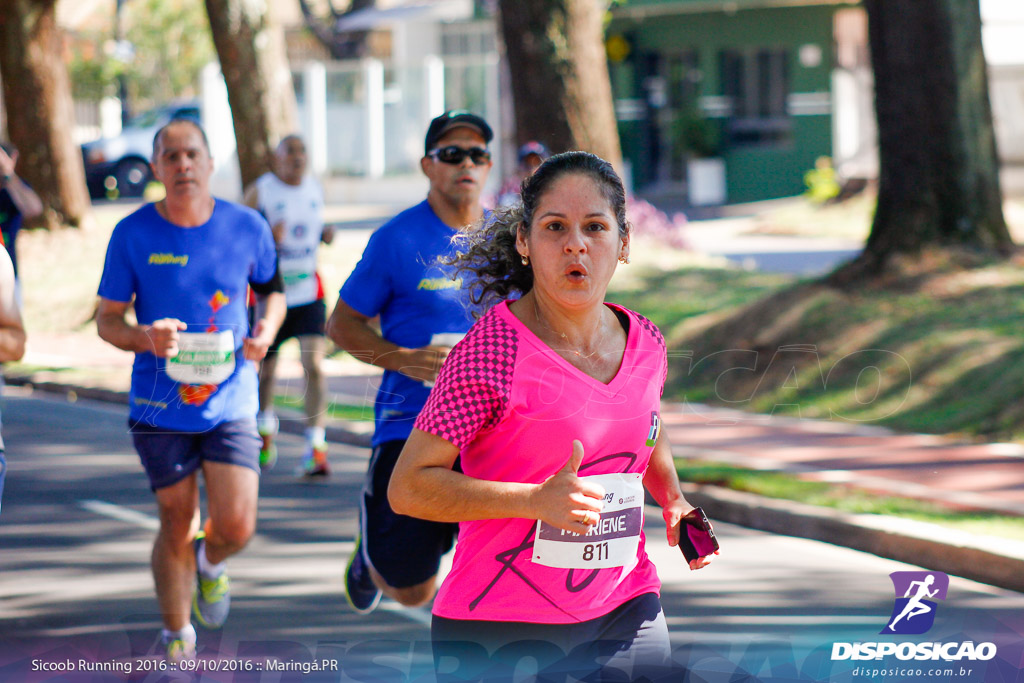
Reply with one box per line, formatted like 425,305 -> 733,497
431,593 -> 673,682
361,439 -> 458,588
129,419 -> 261,491
268,300 -> 327,353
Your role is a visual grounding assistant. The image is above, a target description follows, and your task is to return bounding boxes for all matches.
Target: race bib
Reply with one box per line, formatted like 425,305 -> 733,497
165,331 -> 236,385
532,472 -> 644,569
281,262 -> 318,307
422,332 -> 466,388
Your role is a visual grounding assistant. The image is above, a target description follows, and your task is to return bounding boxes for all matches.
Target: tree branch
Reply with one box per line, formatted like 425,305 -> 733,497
297,0 -> 343,59
297,0 -> 376,60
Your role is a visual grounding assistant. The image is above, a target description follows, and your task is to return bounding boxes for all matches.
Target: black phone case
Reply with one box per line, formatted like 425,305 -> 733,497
678,507 -> 719,562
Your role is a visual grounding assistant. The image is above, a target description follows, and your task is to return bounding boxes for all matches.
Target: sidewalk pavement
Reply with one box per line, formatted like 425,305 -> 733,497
7,331 -> 1024,593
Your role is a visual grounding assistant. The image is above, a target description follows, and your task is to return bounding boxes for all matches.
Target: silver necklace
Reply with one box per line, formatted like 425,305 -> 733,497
532,299 -> 601,360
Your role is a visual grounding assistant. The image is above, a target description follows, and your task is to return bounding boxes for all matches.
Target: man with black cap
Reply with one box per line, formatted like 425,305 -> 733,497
496,140 -> 550,207
327,110 -> 493,614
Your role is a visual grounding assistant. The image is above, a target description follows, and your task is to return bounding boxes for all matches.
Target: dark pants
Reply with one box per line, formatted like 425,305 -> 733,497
362,439 -> 459,588
129,419 -> 261,491
432,593 -> 675,683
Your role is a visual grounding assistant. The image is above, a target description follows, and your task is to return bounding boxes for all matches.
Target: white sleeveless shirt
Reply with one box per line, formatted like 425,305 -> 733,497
254,172 -> 325,307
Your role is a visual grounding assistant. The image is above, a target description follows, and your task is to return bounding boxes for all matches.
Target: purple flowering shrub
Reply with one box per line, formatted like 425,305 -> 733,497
627,196 -> 689,250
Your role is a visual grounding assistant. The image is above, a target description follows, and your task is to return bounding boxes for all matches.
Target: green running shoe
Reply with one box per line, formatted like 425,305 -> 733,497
192,534 -> 231,628
163,633 -> 196,663
258,432 -> 278,470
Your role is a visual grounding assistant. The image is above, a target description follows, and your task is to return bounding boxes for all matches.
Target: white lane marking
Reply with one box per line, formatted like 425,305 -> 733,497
79,499 -> 435,628
376,601 -> 433,626
79,499 -> 159,531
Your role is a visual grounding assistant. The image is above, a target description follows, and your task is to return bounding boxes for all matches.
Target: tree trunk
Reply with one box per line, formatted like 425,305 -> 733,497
204,0 -> 298,191
860,0 -> 1009,266
0,0 -> 91,230
497,0 -> 622,170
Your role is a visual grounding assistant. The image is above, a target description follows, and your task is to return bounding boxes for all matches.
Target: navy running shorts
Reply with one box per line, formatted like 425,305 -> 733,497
268,300 -> 327,353
129,418 -> 261,491
0,450 -> 5,517
431,592 -> 674,682
361,439 -> 459,589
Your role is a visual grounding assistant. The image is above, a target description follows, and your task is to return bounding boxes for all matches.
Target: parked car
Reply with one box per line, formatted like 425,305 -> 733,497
82,101 -> 200,199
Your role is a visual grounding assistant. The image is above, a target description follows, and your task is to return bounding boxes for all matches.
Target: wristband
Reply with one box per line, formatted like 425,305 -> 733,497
1,175 -> 10,185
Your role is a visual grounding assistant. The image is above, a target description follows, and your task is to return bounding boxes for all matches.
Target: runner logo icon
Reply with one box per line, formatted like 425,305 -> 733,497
882,571 -> 949,635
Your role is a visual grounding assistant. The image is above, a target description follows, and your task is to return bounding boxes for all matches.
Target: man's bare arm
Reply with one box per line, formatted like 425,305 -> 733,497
326,297 -> 451,384
0,147 -> 43,220
0,249 -> 24,362
96,298 -> 184,357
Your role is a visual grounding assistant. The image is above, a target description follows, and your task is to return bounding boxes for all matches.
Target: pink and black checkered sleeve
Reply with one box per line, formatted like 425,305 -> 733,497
414,315 -> 518,449
634,310 -> 668,397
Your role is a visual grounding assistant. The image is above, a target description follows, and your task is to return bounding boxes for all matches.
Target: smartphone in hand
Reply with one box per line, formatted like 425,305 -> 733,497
678,507 -> 719,563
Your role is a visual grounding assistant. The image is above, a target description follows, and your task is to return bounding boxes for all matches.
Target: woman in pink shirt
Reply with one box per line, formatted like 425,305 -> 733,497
389,151 -> 714,681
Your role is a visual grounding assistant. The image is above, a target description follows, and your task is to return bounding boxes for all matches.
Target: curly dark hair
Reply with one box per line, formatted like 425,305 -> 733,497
451,151 -> 628,315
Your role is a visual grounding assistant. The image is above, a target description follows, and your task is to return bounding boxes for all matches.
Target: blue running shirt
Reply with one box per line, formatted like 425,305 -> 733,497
98,201 -> 278,432
339,200 -> 478,445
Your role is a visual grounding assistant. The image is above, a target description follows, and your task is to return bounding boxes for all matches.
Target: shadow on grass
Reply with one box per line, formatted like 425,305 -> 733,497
621,261 -> 1024,442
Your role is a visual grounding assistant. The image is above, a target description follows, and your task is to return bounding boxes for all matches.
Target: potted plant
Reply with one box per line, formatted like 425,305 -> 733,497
675,108 -> 726,206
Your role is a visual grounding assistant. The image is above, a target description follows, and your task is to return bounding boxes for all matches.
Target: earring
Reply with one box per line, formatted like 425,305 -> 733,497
521,254 -> 529,266
619,255 -> 630,264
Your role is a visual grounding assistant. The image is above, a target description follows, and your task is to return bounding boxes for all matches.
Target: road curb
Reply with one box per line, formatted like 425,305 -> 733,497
4,375 -> 376,449
276,410 -> 374,448
9,374 -> 1022,593
682,483 -> 1024,594
5,376 -> 129,406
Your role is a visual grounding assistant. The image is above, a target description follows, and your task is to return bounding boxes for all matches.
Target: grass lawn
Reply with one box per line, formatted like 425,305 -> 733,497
676,459 -> 1024,541
273,395 -> 373,422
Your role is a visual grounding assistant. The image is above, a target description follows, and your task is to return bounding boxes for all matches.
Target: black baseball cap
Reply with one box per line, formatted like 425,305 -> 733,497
424,110 -> 493,154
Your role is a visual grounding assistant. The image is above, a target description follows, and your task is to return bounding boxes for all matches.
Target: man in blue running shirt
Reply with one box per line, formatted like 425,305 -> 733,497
97,119 -> 286,662
327,111 -> 493,614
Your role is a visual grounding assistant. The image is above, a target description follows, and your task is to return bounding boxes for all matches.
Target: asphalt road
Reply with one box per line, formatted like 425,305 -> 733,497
1,391 -> 1022,682
714,248 -> 863,275
683,221 -> 865,276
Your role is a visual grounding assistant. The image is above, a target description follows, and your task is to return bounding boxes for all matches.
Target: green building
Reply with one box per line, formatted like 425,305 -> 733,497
608,0 -> 868,205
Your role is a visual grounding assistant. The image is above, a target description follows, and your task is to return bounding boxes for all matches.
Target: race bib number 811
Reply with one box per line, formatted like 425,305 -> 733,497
532,473 -> 644,569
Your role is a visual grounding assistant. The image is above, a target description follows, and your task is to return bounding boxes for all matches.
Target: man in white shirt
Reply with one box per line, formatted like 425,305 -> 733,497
244,135 -> 335,477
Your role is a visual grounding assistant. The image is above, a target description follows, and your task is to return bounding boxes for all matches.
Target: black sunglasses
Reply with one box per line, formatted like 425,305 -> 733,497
428,145 -> 491,165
